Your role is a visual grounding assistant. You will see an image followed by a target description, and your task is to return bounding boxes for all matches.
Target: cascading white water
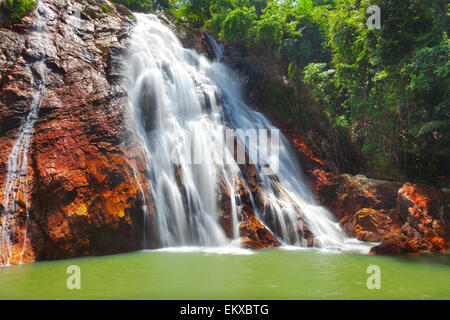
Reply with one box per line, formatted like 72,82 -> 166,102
0,1 -> 48,265
128,14 -> 369,253
204,32 -> 224,61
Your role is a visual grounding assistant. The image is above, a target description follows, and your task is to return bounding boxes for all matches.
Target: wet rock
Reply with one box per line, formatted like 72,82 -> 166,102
240,213 -> 279,249
311,173 -> 402,221
340,208 -> 400,242
370,183 -> 450,254
0,0 -> 150,265
217,170 -> 281,249
369,234 -> 419,255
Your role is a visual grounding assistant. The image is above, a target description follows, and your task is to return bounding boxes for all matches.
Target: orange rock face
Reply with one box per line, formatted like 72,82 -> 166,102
0,0 -> 156,265
340,208 -> 400,242
283,130 -> 450,255
217,164 -> 281,249
240,214 -> 279,249
385,183 -> 449,253
367,183 -> 449,254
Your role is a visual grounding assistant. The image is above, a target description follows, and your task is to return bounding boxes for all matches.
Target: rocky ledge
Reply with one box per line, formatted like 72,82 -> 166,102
295,142 -> 449,254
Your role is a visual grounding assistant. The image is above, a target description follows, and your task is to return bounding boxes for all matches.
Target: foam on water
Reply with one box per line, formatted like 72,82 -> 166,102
148,244 -> 255,256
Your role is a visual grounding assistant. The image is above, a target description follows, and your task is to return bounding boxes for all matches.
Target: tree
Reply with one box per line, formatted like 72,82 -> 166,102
174,0 -> 213,26
219,6 -> 256,43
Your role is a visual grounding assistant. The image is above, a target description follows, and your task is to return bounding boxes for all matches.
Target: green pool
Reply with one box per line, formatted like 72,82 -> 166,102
0,247 -> 449,299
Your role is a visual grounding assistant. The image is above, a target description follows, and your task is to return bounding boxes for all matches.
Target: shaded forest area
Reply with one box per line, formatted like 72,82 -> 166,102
2,0 -> 449,187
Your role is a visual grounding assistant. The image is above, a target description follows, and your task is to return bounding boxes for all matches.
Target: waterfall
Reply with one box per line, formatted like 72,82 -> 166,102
204,32 -> 224,61
0,1 -> 48,265
127,14 -> 368,253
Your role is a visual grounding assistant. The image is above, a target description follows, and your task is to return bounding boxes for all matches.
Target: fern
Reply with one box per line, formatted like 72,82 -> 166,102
416,120 -> 449,138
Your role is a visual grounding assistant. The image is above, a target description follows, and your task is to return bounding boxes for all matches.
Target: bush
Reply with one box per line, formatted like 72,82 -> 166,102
219,7 -> 256,44
1,0 -> 36,23
110,0 -> 153,13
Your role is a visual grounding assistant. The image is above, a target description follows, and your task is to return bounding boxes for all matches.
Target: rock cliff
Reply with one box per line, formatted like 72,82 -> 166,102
0,0 -> 154,264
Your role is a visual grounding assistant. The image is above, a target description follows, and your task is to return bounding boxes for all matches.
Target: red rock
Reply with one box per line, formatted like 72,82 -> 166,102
370,183 -> 450,254
0,0 -> 148,265
220,169 -> 281,249
340,208 -> 400,242
369,235 -> 419,255
239,213 -> 280,249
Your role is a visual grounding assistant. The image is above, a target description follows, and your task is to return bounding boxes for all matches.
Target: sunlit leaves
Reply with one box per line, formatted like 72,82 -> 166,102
1,0 -> 36,23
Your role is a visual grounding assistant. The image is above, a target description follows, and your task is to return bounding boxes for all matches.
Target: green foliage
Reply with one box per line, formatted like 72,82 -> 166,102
0,0 -> 36,23
288,61 -> 298,81
112,0 -> 174,13
204,11 -> 227,36
99,3 -> 112,13
219,6 -> 256,43
110,0 -> 153,13
303,0 -> 449,184
171,0 -> 330,69
174,0 -> 212,25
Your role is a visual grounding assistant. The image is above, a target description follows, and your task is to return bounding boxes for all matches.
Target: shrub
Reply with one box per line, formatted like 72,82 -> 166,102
0,0 -> 36,23
110,0 -> 153,13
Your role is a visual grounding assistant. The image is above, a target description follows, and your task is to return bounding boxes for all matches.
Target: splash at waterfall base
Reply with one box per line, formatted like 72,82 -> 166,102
0,0 -> 448,266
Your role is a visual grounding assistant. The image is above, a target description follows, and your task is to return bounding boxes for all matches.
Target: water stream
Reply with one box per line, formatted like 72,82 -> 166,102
0,1 -> 48,265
